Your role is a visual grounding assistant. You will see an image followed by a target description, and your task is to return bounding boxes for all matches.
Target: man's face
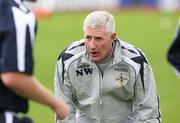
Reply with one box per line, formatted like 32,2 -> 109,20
84,28 -> 116,62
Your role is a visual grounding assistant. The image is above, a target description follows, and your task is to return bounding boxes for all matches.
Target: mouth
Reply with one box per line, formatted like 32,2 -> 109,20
90,52 -> 98,57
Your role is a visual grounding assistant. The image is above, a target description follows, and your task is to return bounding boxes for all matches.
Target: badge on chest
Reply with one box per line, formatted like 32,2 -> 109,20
114,67 -> 129,86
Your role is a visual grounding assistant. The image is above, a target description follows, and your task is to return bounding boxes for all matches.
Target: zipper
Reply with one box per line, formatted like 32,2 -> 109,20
95,64 -> 105,123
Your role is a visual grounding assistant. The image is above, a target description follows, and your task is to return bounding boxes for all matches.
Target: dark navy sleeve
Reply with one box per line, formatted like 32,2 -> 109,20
167,21 -> 180,73
0,0 -> 11,32
0,0 -> 37,75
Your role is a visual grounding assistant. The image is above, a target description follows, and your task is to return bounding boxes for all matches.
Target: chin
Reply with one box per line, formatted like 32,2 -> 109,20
92,59 -> 100,62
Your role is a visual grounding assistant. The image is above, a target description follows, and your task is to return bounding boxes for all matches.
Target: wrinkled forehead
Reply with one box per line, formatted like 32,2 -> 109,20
84,27 -> 110,36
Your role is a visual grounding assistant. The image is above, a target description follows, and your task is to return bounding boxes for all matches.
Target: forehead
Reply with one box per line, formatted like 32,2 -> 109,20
84,28 -> 107,36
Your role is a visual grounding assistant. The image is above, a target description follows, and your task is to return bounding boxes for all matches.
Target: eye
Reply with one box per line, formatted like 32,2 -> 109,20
94,36 -> 103,41
85,35 -> 92,41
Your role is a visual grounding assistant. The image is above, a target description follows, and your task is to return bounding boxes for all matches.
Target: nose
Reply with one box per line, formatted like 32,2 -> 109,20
89,39 -> 96,49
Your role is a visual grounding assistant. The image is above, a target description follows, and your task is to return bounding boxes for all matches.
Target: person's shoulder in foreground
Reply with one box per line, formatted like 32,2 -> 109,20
54,10 -> 161,123
167,18 -> 180,76
0,0 -> 69,122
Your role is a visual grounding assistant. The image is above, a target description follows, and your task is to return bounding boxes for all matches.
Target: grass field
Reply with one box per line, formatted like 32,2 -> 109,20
28,10 -> 180,123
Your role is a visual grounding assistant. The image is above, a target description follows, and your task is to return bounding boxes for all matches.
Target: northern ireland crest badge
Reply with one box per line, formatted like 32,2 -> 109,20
114,67 -> 129,86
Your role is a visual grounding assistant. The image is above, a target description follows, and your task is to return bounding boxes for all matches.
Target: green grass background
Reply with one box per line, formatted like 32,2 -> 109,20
28,10 -> 179,123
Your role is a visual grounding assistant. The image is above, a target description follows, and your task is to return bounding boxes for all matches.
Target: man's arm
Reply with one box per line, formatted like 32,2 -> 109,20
54,59 -> 77,123
126,59 -> 161,123
1,72 -> 69,120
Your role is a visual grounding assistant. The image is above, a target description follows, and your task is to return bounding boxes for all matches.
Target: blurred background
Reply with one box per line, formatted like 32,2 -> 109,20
25,0 -> 180,13
23,0 -> 180,123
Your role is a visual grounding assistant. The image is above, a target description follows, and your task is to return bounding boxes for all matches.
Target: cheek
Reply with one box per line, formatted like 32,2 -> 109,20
85,41 -> 90,48
103,42 -> 111,49
85,41 -> 88,45
99,44 -> 108,53
100,42 -> 112,53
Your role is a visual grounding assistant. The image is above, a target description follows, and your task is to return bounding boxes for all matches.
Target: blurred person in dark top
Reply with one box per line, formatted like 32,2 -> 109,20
0,0 -> 69,122
167,18 -> 180,76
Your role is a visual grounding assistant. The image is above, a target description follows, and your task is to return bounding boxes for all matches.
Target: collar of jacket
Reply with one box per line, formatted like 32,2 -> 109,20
78,38 -> 123,67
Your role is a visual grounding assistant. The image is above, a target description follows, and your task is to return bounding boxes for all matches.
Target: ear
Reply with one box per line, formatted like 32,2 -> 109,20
111,32 -> 116,42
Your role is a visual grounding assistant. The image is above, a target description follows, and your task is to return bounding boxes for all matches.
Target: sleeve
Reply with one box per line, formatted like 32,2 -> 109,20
167,19 -> 180,76
126,54 -> 161,123
1,4 -> 36,75
54,58 -> 77,123
0,0 -> 10,32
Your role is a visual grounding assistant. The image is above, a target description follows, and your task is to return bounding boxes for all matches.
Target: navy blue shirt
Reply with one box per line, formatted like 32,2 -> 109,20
0,0 -> 37,113
167,21 -> 180,73
0,0 -> 11,32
